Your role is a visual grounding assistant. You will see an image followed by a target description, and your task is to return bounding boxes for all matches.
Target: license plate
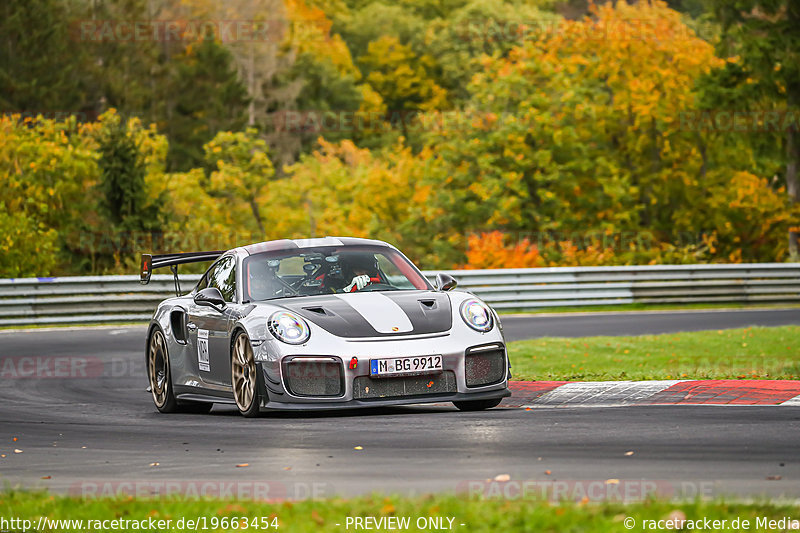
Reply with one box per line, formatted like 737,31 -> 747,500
370,355 -> 443,377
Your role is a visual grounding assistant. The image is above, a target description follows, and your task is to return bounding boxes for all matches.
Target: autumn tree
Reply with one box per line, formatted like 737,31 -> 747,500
415,1 -> 781,265
203,129 -> 276,235
422,0 -> 560,103
0,0 -> 90,113
81,0 -> 174,126
97,115 -> 164,234
0,114 -> 100,275
332,2 -> 426,63
702,0 -> 800,258
359,37 -> 448,116
166,35 -> 249,171
276,139 -> 432,262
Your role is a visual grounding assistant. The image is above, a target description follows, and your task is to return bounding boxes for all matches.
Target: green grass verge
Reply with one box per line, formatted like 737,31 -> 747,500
1,491 -> 799,532
508,326 -> 800,381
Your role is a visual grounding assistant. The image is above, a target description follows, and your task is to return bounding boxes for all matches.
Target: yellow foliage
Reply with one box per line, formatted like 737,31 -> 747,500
276,139 -> 428,259
284,0 -> 360,78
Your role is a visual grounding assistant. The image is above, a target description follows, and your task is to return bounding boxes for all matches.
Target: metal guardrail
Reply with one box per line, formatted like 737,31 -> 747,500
450,263 -> 800,310
1,263 -> 799,326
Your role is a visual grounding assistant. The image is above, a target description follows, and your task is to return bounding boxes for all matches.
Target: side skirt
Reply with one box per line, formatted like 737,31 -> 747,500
174,388 -> 235,405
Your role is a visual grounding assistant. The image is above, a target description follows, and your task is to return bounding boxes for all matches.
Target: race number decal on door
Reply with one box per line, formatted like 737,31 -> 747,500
197,329 -> 210,372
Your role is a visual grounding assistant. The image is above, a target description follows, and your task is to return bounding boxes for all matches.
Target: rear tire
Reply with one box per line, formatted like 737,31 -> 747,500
232,332 -> 261,418
149,328 -> 215,414
148,328 -> 178,413
453,398 -> 503,411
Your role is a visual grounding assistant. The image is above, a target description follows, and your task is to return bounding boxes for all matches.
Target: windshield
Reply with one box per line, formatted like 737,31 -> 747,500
242,245 -> 432,301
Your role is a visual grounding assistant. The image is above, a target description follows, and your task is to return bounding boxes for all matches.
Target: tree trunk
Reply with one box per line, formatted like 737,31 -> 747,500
787,126 -> 799,260
247,49 -> 255,127
249,198 -> 264,236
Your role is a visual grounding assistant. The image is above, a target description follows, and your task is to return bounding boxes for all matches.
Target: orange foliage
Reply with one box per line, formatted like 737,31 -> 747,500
460,232 -> 545,269
461,231 -> 652,269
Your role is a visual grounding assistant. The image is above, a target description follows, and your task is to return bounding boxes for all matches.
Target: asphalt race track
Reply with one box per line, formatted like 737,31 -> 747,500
501,307 -> 800,340
1,309 -> 799,501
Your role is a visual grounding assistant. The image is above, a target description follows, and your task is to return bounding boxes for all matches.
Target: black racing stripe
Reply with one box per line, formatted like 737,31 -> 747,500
277,291 -> 452,338
384,291 -> 452,333
280,295 -> 379,337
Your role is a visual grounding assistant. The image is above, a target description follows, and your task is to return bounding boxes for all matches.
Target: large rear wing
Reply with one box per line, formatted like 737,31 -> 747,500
140,251 -> 224,295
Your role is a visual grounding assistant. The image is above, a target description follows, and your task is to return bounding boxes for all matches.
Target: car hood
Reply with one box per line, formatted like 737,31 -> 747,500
276,290 -> 452,338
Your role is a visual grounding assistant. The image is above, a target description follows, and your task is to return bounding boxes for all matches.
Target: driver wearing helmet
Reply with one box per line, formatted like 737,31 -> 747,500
339,254 -> 381,293
247,261 -> 278,300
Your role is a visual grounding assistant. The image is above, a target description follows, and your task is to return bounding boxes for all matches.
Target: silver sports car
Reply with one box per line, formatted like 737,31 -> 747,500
140,237 -> 510,417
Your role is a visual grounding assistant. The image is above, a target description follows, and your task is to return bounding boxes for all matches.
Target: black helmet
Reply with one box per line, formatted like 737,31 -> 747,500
344,253 -> 377,273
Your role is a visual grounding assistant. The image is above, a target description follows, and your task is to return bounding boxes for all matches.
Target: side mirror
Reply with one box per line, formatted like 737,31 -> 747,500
435,273 -> 457,292
194,287 -> 226,313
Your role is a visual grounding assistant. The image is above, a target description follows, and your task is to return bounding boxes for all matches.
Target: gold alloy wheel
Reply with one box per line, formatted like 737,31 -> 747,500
148,330 -> 169,408
232,334 -> 257,412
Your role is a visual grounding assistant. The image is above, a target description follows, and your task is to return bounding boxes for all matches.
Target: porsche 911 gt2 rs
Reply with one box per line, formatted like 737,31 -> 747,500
140,237 -> 510,417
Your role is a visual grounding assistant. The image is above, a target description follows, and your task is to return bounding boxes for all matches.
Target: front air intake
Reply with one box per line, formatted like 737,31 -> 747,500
465,344 -> 506,388
353,371 -> 457,400
282,357 -> 344,397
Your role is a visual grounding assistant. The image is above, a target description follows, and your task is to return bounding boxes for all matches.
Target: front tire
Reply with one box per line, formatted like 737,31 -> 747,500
232,332 -> 261,418
453,398 -> 503,411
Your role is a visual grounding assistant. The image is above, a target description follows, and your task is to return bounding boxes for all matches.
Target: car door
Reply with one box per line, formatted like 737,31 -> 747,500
187,256 -> 238,386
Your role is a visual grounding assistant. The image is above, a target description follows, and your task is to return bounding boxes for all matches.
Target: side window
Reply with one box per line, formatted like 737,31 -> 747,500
209,257 -> 236,302
196,269 -> 211,292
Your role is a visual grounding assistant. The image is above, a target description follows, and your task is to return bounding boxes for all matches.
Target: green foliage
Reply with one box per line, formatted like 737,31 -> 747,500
275,52 -> 365,150
701,0 -> 800,257
291,54 -> 363,114
202,129 -> 276,235
394,0 -> 472,20
708,0 -> 800,105
165,36 -> 249,172
80,0 -> 172,126
0,0 -> 89,112
1,0 -> 799,277
277,139 -> 429,260
333,2 -> 427,61
358,36 -> 448,115
422,0 -> 561,102
409,1 -> 791,266
0,207 -> 58,278
0,114 -> 101,275
97,116 -> 163,233
79,111 -> 170,273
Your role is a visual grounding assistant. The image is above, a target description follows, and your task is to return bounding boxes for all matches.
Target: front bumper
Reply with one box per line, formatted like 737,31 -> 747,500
254,342 -> 510,411
249,306 -> 510,411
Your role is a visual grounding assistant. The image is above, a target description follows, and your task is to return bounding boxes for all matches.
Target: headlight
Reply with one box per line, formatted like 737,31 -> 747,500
268,311 -> 311,344
460,298 -> 493,332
